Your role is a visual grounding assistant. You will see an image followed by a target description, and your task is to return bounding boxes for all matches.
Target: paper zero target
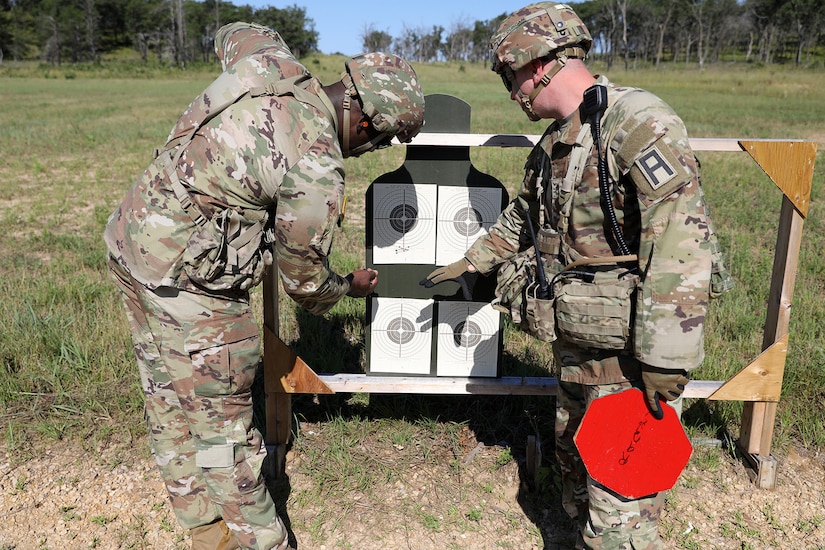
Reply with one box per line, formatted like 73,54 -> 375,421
372,183 -> 437,264
436,186 -> 502,266
436,302 -> 499,377
369,297 -> 433,375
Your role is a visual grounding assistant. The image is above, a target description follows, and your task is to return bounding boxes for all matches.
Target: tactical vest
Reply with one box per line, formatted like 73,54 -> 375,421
493,87 -> 638,346
494,85 -> 731,347
152,68 -> 336,292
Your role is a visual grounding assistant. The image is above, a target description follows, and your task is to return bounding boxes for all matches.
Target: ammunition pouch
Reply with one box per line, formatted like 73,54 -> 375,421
552,265 -> 638,350
524,283 -> 557,343
493,247 -> 639,348
492,247 -> 562,343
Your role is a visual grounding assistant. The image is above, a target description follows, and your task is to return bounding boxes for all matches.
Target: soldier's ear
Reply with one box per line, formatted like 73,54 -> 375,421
529,58 -> 549,86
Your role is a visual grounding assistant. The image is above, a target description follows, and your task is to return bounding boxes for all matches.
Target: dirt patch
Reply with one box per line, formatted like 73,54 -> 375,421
1,427 -> 824,550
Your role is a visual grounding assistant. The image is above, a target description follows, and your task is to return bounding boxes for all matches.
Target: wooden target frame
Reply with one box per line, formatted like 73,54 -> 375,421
262,97 -> 817,489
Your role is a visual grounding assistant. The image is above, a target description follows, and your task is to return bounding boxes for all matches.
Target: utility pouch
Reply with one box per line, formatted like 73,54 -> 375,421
524,282 -> 557,343
709,232 -> 734,299
536,227 -> 561,255
183,208 -> 272,291
493,248 -> 561,342
552,266 -> 639,350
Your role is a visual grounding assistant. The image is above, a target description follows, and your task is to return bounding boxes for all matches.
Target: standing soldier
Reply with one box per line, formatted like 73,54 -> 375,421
423,3 -> 731,548
105,22 -> 424,550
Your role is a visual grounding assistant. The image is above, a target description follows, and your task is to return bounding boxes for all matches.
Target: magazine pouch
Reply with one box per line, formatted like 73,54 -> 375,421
552,266 -> 638,350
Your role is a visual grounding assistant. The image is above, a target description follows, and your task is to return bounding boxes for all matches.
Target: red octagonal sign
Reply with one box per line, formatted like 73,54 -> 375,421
574,388 -> 693,499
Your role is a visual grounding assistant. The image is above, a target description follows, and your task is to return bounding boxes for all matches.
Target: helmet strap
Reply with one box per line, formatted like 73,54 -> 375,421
340,71 -> 358,157
518,46 -> 588,120
348,131 -> 391,157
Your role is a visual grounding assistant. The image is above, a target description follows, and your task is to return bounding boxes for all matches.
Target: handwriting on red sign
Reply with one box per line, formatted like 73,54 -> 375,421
618,418 -> 648,466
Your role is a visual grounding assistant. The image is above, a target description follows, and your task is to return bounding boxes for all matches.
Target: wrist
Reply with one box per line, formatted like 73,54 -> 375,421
344,273 -> 355,296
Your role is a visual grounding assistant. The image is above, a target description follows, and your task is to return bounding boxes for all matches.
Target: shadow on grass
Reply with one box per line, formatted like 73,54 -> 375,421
253,308 -> 580,547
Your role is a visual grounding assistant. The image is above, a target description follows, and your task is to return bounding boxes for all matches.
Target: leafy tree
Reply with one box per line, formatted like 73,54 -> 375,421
1,0 -> 39,61
420,25 -> 443,62
443,20 -> 472,61
471,14 -> 506,63
361,23 -> 391,53
784,0 -> 824,65
251,4 -> 317,57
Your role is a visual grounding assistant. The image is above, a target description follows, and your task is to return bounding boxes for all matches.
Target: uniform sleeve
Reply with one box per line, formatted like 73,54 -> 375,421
274,139 -> 350,316
633,180 -> 712,370
618,112 -> 712,371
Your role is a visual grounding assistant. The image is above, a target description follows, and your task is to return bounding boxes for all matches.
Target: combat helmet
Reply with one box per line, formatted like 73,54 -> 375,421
340,52 -> 425,156
490,3 -> 591,120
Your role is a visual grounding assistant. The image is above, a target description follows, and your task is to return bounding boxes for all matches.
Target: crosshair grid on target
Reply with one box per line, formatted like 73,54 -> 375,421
437,302 -> 499,363
436,186 -> 502,265
370,298 -> 433,373
372,183 -> 436,263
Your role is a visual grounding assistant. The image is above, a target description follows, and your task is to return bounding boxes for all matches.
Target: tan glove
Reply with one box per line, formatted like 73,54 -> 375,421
641,364 -> 689,420
420,259 -> 477,300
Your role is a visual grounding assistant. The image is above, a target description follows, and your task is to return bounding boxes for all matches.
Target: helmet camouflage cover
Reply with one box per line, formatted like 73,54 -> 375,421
344,53 -> 425,143
490,2 -> 592,74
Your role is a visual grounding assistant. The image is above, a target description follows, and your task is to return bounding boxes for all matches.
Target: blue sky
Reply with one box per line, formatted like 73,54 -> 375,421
241,1 -> 529,56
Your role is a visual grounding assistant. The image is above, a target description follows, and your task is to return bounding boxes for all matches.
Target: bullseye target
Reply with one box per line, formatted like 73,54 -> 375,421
369,297 -> 434,375
436,186 -> 502,265
436,302 -> 499,377
372,183 -> 437,264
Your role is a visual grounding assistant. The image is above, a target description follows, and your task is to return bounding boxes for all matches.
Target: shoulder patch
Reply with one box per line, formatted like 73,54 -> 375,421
629,139 -> 691,202
612,114 -> 660,173
637,147 -> 677,189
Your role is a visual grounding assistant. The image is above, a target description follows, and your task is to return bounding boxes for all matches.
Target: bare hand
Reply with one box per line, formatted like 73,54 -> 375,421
346,268 -> 379,297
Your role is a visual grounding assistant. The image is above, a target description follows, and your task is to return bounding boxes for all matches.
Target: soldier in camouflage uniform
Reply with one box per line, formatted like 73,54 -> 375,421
423,3 -> 731,549
104,22 -> 424,550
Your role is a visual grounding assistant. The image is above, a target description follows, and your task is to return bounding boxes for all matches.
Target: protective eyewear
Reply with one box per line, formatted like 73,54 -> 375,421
499,66 -> 517,93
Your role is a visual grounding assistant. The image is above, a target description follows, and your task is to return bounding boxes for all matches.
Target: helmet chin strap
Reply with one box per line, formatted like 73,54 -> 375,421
342,92 -> 352,156
339,72 -> 390,158
515,47 -> 587,121
516,54 -> 567,121
348,132 -> 391,157
340,72 -> 357,157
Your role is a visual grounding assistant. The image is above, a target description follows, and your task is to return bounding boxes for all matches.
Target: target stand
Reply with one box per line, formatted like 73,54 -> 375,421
262,93 -> 817,487
364,94 -> 509,377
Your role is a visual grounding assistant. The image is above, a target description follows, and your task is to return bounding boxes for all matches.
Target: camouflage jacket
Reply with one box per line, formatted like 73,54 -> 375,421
466,75 -> 714,381
104,22 -> 349,315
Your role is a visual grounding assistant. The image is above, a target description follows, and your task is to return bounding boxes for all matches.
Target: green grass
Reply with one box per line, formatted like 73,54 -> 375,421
0,58 -> 823,469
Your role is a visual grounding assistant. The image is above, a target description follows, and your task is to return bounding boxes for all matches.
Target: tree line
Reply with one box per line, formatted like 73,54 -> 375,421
1,0 -> 823,69
0,0 -> 318,67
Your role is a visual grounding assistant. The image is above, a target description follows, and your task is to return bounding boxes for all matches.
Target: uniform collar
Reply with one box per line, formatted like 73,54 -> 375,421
553,108 -> 585,146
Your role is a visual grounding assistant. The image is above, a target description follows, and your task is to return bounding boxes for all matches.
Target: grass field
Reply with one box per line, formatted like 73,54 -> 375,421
0,57 -> 823,471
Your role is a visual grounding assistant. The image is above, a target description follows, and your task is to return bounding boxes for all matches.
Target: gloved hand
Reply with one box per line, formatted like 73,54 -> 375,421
640,364 -> 689,420
420,259 -> 477,301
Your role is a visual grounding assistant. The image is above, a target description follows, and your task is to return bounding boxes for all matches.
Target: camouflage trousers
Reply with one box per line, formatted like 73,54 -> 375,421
109,258 -> 286,549
555,379 -> 667,550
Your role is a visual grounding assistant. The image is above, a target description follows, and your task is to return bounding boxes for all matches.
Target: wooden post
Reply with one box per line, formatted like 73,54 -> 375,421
262,269 -> 333,479
262,270 -> 291,479
736,140 -> 816,489
737,196 -> 803,488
